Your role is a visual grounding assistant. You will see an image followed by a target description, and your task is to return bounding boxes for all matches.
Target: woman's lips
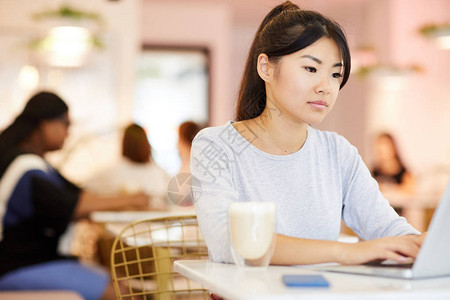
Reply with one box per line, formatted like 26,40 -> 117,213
308,101 -> 328,109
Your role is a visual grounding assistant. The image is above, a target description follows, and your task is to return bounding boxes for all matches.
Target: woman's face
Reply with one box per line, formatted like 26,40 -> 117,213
40,113 -> 70,151
375,135 -> 396,161
263,37 -> 343,125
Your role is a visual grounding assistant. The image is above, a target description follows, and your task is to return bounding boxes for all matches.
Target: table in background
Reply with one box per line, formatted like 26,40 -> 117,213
90,208 -> 196,224
89,209 -> 196,266
174,260 -> 450,300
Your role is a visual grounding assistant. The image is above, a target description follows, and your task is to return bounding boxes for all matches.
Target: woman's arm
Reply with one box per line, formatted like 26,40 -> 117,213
399,171 -> 416,194
73,191 -> 149,218
337,136 -> 420,239
271,233 -> 424,265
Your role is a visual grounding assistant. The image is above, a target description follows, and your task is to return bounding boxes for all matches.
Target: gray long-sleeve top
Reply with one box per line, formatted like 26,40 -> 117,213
191,122 -> 420,263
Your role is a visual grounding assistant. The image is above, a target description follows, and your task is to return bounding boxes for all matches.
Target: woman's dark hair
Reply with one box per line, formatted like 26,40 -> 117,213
236,1 -> 351,121
122,123 -> 151,163
178,121 -> 202,147
377,132 -> 406,169
0,91 -> 69,154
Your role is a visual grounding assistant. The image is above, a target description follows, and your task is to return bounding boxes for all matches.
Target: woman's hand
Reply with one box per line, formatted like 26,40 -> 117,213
126,192 -> 150,209
337,234 -> 424,265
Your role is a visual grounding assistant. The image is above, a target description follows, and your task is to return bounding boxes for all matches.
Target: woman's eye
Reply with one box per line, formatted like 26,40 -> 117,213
305,67 -> 317,73
332,73 -> 343,79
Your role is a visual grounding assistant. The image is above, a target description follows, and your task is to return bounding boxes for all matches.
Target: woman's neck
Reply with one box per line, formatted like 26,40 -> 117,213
178,143 -> 191,162
18,132 -> 45,157
236,109 -> 308,155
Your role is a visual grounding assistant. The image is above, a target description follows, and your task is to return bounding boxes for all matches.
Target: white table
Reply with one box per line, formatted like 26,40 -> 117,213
174,260 -> 450,300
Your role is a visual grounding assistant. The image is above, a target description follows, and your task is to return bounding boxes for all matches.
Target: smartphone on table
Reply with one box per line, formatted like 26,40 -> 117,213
282,274 -> 330,288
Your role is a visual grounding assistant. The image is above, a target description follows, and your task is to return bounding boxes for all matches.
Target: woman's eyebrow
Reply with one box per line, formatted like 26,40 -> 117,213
300,55 -> 342,67
301,54 -> 322,64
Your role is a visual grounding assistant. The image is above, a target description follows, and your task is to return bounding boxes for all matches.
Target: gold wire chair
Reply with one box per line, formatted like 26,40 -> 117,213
110,215 -> 210,300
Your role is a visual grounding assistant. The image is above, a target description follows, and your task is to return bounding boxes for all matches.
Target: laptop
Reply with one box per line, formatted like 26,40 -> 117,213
309,181 -> 450,279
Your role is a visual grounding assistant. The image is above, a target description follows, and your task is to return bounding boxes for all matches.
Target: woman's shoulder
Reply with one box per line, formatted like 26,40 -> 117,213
308,127 -> 358,158
148,161 -> 170,178
4,153 -> 49,175
193,122 -> 232,141
309,127 -> 351,146
192,122 -> 238,151
191,122 -> 240,165
0,154 -> 51,201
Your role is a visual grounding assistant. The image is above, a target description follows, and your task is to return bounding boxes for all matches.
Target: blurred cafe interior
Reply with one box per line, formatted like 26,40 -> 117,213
0,0 -> 449,297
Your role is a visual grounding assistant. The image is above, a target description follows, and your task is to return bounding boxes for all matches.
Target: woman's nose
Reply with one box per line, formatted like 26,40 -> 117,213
315,76 -> 331,95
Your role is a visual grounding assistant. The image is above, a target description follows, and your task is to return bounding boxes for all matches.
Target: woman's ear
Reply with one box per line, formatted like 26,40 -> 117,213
257,53 -> 272,83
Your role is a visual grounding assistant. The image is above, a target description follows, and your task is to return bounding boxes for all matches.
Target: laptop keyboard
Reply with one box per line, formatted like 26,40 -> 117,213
364,261 -> 413,268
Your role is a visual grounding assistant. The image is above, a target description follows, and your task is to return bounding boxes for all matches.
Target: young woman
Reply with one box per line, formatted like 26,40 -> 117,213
86,123 -> 170,210
191,1 -> 424,266
0,92 -> 148,299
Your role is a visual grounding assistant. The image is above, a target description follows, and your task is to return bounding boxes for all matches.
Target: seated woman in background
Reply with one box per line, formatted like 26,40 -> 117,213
177,121 -> 203,174
0,92 -> 147,299
86,123 -> 170,210
167,121 -> 204,208
372,132 -> 416,194
372,132 -> 416,215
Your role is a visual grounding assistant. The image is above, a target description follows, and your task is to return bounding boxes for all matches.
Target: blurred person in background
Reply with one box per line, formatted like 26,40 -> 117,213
177,121 -> 203,174
0,91 -> 147,299
86,123 -> 170,210
165,121 -> 203,208
372,132 -> 416,215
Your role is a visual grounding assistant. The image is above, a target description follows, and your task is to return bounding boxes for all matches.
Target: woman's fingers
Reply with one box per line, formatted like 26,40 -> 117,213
386,237 -> 420,259
338,234 -> 426,265
343,235 -> 422,265
382,250 -> 414,264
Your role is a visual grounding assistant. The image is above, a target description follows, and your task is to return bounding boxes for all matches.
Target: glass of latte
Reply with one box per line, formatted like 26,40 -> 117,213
228,202 -> 276,268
